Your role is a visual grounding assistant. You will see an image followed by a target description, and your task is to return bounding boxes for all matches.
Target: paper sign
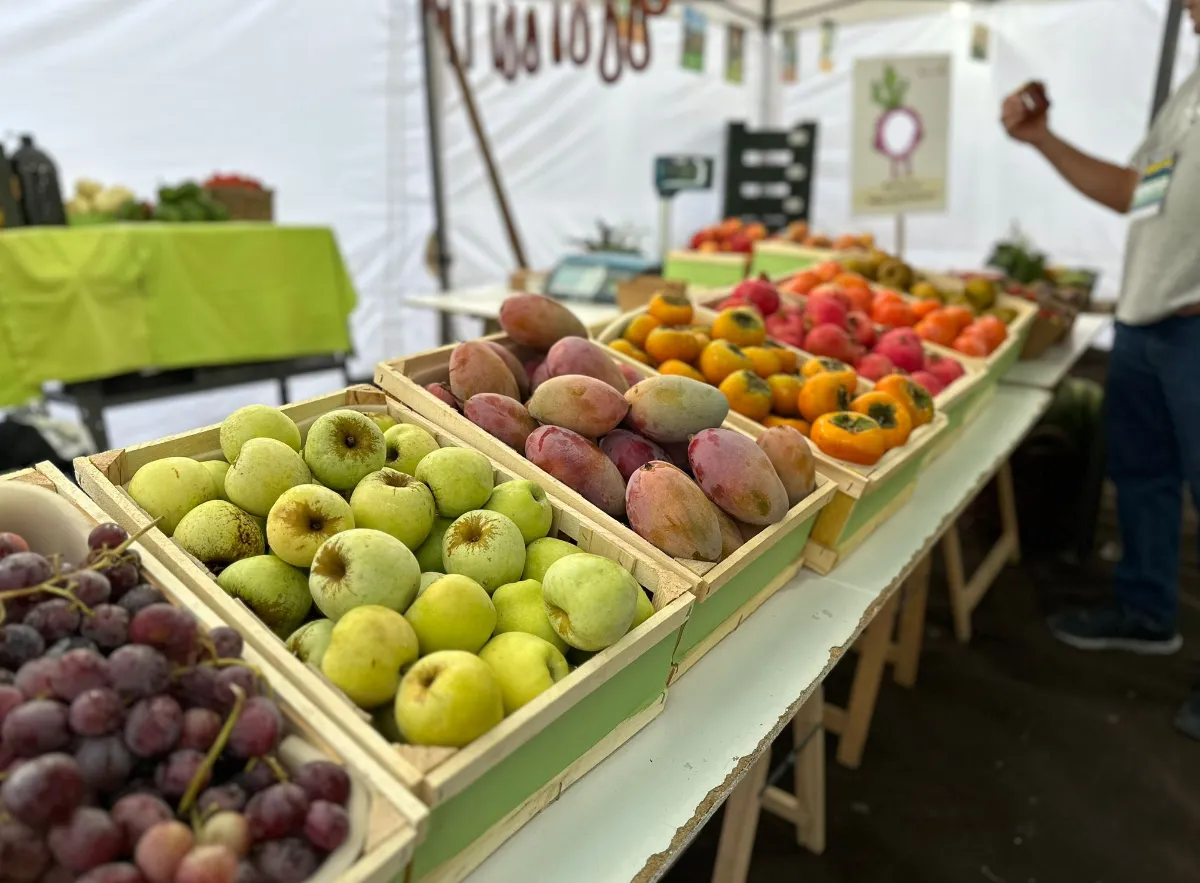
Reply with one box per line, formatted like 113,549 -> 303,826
682,8 -> 706,72
781,29 -> 798,83
971,23 -> 990,61
852,54 -> 951,214
726,24 -> 745,83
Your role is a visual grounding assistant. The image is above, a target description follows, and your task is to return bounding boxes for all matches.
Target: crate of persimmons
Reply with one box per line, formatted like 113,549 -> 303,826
599,284 -> 949,574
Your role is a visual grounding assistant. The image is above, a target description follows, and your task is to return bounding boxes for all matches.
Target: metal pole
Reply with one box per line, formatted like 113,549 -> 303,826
1150,0 -> 1184,123
419,0 -> 454,345
760,0 -> 775,127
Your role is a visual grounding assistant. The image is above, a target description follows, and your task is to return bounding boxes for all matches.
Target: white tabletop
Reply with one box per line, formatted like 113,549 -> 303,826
1001,313 -> 1112,390
468,384 -> 1053,883
404,286 -> 622,329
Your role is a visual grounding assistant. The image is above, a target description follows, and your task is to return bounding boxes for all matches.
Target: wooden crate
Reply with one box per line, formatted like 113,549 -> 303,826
749,241 -> 852,278
663,249 -> 749,287
2,463 -> 424,883
73,388 -> 693,883
375,350 -> 836,679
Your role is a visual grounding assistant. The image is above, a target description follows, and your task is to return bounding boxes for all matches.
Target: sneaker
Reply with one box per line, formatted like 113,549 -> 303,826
1048,606 -> 1182,655
1175,692 -> 1200,741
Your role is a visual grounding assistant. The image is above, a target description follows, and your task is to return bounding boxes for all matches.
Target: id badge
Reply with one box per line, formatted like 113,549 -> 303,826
1129,154 -> 1177,220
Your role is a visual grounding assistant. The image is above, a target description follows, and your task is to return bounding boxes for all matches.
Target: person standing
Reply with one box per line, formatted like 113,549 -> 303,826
1001,2 -> 1200,740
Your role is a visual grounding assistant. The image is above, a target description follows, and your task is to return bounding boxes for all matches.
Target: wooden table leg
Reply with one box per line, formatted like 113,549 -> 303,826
943,521 -> 971,643
712,751 -> 771,883
997,459 -> 1021,565
893,553 -> 931,688
827,594 -> 899,769
791,686 -> 825,854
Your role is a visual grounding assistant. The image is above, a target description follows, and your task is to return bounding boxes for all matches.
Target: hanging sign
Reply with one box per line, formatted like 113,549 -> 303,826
725,24 -> 745,83
681,7 -> 706,71
819,19 -> 835,73
851,54 -> 951,214
781,29 -> 798,83
970,22 -> 990,61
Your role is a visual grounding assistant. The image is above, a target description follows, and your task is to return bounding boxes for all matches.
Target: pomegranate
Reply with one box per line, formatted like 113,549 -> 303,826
846,310 -> 877,349
924,353 -> 965,389
730,275 -> 781,317
804,296 -> 849,332
911,370 -> 945,396
804,324 -> 856,364
873,327 -> 925,374
856,353 -> 895,382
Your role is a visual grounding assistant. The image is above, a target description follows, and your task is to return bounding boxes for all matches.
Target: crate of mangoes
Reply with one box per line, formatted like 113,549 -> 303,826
73,387 -> 692,882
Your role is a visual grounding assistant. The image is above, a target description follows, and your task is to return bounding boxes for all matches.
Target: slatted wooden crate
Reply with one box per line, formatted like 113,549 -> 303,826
73,387 -> 693,883
2,462 -> 425,883
662,249 -> 749,287
375,347 -> 836,682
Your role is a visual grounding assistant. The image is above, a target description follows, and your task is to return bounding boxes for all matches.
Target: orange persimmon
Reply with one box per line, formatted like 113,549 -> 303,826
623,313 -> 662,348
833,272 -> 868,290
798,370 -> 857,422
782,270 -> 820,296
850,391 -> 912,449
609,339 -> 650,363
874,374 -> 935,427
763,415 -> 812,435
690,327 -> 712,350
644,327 -> 703,365
844,285 -> 874,315
914,311 -> 958,346
766,373 -> 805,416
743,346 -> 783,378
648,292 -> 694,326
658,359 -> 706,383
764,341 -> 798,374
810,412 -> 886,465
872,299 -> 917,328
719,370 -> 773,422
951,331 -> 991,357
911,299 -> 941,320
972,315 -> 1008,349
941,305 -> 975,333
801,356 -> 852,379
699,339 -> 753,385
812,261 -> 841,283
711,307 -> 767,347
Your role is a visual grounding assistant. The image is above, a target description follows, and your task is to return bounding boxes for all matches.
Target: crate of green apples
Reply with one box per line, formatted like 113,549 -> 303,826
73,386 -> 692,882
0,462 -> 425,883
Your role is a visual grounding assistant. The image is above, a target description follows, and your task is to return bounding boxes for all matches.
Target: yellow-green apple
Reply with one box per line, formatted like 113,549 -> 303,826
442,511 -> 525,593
202,461 -> 230,502
384,424 -> 440,476
303,409 -> 386,491
414,516 -> 453,572
367,413 -> 397,433
394,650 -> 504,746
404,574 -> 495,654
542,554 -> 638,651
492,579 -> 568,653
349,468 -> 435,550
286,619 -> 334,669
479,632 -> 569,714
217,554 -> 311,637
266,485 -> 354,567
224,438 -> 312,517
173,501 -> 264,571
484,481 -> 552,544
219,405 -> 302,463
522,537 -> 582,582
310,529 -> 420,620
414,448 -> 494,517
128,457 -> 218,536
631,588 -> 655,630
419,572 -> 444,593
321,606 -> 418,708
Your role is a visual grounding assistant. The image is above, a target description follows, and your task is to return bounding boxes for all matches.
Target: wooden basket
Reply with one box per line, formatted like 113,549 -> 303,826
3,463 -> 424,883
375,351 -> 836,680
208,185 -> 274,221
73,388 -> 691,883
749,240 -> 854,278
662,249 -> 749,287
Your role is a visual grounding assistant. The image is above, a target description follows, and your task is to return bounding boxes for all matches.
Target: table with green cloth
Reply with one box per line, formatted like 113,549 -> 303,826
0,224 -> 357,407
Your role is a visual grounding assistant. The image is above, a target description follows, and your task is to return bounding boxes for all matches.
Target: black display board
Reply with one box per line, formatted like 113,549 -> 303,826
721,121 -> 818,231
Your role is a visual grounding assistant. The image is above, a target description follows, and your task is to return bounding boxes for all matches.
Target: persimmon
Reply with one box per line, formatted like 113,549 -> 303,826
810,412 -> 886,465
623,313 -> 662,348
914,312 -> 958,347
798,370 -> 857,422
872,299 -> 917,328
782,271 -> 820,296
609,339 -> 650,363
833,272 -> 868,290
972,315 -> 1008,349
844,285 -> 874,315
645,327 -> 703,365
951,331 -> 991,357
658,359 -> 706,383
850,391 -> 912,449
941,305 -> 975,333
719,370 -> 774,422
763,415 -> 811,435
764,341 -> 798,374
911,299 -> 941,320
647,292 -> 694,326
766,373 -> 805,416
743,346 -> 783,378
874,374 -> 935,427
712,307 -> 767,347
690,327 -> 712,350
812,261 -> 841,283
699,339 -> 753,385
801,356 -> 852,378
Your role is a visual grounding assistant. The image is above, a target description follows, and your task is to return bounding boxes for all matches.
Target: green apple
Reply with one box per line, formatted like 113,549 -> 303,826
217,555 -> 311,637
266,484 -> 354,567
322,606 -> 418,709
367,413 -> 397,433
542,553 -> 638,651
479,632 -> 569,714
394,651 -> 504,746
202,461 -> 230,501
522,537 -> 583,582
442,511 -> 525,593
631,588 -> 655,631
415,448 -> 494,517
419,572 -> 444,594
173,501 -> 264,572
414,517 -> 453,572
286,619 -> 334,669
492,579 -> 567,654
224,438 -> 312,517
372,703 -> 404,743
383,424 -> 440,476
128,457 -> 218,536
310,528 -> 420,620
567,646 -> 598,667
404,574 -> 495,654
303,409 -> 386,491
484,481 -> 552,544
349,469 -> 435,550
220,405 -> 301,463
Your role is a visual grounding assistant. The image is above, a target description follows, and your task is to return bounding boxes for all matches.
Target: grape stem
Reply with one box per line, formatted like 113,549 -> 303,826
178,683 -> 246,817
264,755 -> 290,783
197,657 -> 276,701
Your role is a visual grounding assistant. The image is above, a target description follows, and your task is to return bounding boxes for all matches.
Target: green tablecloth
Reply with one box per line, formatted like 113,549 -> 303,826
0,224 -> 356,406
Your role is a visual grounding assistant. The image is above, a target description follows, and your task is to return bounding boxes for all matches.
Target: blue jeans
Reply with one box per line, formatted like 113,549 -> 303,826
1107,316 -> 1200,630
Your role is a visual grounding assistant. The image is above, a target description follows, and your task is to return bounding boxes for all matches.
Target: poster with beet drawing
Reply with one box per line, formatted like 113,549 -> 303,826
852,54 -> 951,215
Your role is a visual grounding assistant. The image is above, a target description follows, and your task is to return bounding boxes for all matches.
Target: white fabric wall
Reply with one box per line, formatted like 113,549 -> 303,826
782,0 -> 1198,300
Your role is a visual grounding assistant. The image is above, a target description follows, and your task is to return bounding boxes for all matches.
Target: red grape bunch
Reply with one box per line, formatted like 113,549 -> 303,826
0,524 -> 354,883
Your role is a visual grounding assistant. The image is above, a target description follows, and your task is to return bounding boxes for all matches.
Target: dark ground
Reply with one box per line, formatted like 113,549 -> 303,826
665,373 -> 1200,883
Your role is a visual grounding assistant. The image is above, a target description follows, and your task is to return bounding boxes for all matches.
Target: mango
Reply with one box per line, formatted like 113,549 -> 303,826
530,360 -> 551,392
498,293 -> 589,352
712,504 -> 745,558
688,428 -> 789,525
545,338 -> 629,392
619,363 -> 645,388
624,376 -> 730,444
757,426 -> 817,506
484,342 -> 531,398
426,382 -> 460,411
625,461 -> 721,561
464,393 -> 539,451
448,341 -> 519,401
525,425 -> 627,518
527,375 -> 629,438
599,429 -> 672,483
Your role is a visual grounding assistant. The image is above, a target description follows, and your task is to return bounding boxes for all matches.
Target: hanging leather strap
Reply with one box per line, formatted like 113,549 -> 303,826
599,0 -> 622,83
569,0 -> 590,65
522,6 -> 540,73
627,0 -> 651,71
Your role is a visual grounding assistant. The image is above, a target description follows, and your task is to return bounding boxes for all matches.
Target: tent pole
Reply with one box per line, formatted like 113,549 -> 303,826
760,0 -> 775,127
420,0 -> 454,346
1150,0 -> 1183,123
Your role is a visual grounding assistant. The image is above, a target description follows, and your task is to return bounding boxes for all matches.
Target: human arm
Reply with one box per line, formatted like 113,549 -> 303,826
1001,92 -> 1140,214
